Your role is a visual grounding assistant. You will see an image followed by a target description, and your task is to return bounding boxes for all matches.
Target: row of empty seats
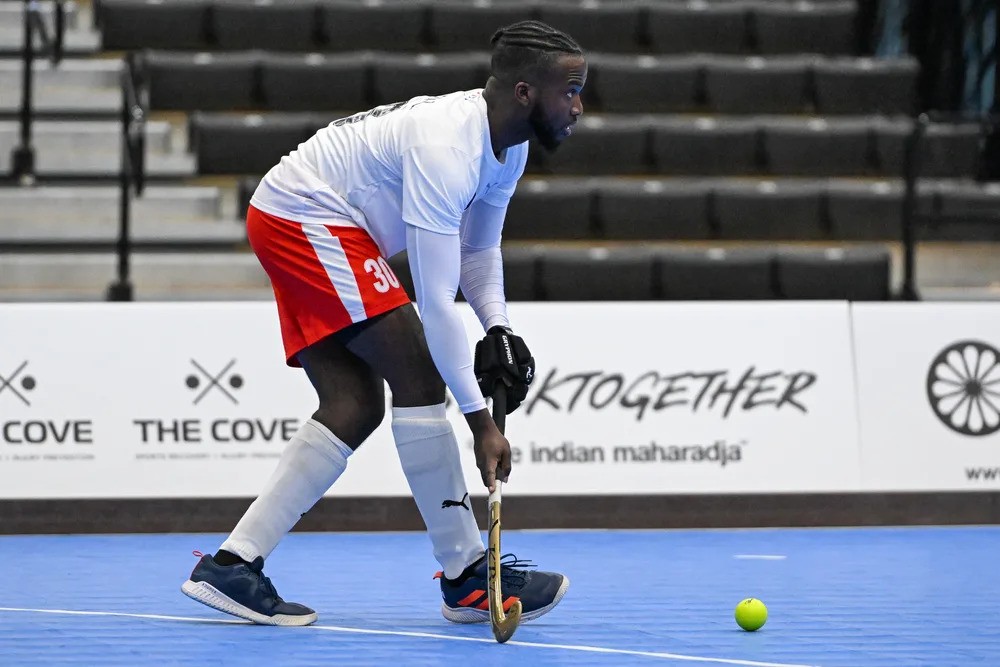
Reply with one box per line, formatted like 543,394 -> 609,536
99,0 -> 863,56
193,112 -> 983,179
142,50 -> 919,116
385,245 -> 892,301
237,176 -> 1000,242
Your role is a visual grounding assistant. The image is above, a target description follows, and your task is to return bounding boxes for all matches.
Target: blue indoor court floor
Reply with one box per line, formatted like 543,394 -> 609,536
1,526 -> 997,666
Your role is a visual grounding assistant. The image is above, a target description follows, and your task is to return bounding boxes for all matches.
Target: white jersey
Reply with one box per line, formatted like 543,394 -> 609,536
250,89 -> 528,415
250,89 -> 528,259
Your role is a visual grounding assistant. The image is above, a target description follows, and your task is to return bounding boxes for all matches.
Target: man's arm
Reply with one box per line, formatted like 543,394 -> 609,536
406,223 -> 485,414
400,145 -> 513,489
406,223 -> 512,490
459,199 -> 510,333
460,198 -> 535,415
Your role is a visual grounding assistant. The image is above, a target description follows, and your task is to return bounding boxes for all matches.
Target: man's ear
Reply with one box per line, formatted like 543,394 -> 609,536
514,81 -> 533,108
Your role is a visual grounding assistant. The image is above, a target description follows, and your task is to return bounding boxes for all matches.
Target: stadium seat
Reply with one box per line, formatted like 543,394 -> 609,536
824,181 -> 904,241
427,1 -> 538,52
595,179 -> 712,240
387,243 -> 542,302
101,0 -> 209,50
775,247 -> 891,300
761,118 -> 873,177
587,54 -> 701,113
750,1 -> 856,55
704,56 -> 811,114
191,113 -> 314,174
499,244 -> 543,301
920,181 -> 1000,241
874,119 -> 983,179
646,1 -> 749,54
319,0 -> 427,52
211,0 -> 320,51
534,116 -> 650,176
713,180 -> 825,240
537,1 -> 643,53
813,57 -> 919,115
650,116 -> 761,175
237,176 -> 263,219
656,247 -> 778,300
145,51 -> 260,111
371,53 -> 488,106
539,246 -> 655,301
260,52 -> 369,112
503,179 -> 595,240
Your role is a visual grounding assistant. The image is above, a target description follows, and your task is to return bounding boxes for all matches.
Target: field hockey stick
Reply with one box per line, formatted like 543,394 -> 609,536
487,386 -> 522,643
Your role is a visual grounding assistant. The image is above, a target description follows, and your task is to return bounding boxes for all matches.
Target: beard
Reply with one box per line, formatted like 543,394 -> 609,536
529,104 -> 562,152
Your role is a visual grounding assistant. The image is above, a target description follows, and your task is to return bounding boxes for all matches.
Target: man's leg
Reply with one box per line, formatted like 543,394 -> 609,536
218,332 -> 385,561
183,330 -> 386,626
341,304 -> 569,623
338,305 -> 485,580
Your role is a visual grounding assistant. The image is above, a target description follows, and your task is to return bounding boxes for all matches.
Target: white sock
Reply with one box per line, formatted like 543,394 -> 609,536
392,403 -> 485,579
220,419 -> 352,562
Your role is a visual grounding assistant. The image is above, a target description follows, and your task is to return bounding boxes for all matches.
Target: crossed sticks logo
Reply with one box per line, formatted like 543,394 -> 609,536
926,340 -> 1000,437
0,361 -> 36,406
185,359 -> 244,406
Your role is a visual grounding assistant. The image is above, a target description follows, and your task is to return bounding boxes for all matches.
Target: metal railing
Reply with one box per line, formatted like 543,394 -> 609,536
106,52 -> 146,302
900,112 -> 1000,300
12,0 -> 66,185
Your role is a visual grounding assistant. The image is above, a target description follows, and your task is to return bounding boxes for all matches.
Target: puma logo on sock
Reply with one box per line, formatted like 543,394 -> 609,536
441,493 -> 469,510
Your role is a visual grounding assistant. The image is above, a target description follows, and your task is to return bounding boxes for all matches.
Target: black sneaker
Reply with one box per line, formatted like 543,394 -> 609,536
435,553 -> 569,624
181,553 -> 317,626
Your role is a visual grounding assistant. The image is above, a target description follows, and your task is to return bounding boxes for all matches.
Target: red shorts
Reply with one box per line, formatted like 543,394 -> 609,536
246,205 -> 411,365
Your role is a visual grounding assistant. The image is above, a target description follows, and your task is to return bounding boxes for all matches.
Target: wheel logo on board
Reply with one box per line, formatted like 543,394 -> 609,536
926,341 -> 1000,437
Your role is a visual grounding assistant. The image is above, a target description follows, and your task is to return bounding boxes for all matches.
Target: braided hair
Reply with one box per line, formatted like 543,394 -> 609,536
489,20 -> 583,83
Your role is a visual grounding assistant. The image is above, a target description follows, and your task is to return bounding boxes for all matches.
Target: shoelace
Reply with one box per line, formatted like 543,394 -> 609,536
495,553 -> 536,589
247,560 -> 283,603
257,574 -> 282,603
193,550 -> 284,604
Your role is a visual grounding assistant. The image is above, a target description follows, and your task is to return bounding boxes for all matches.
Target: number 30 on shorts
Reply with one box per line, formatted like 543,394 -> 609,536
364,257 -> 401,293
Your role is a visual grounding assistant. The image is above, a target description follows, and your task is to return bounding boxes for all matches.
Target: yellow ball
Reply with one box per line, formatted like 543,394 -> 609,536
734,598 -> 767,631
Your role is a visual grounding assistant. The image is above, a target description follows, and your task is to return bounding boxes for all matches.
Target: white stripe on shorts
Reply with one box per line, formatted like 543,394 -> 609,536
300,224 -> 367,323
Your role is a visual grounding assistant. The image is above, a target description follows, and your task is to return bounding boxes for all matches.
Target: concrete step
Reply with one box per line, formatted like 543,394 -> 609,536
0,1 -> 82,30
0,185 -> 225,225
0,116 -> 190,176
0,252 -> 270,297
0,218 -> 245,245
0,59 -> 121,115
0,252 -> 267,288
920,286 -> 1000,301
0,58 -> 122,89
0,287 -> 275,302
0,147 -> 196,177
0,28 -> 101,55
0,120 -> 175,154
0,1 -> 101,55
0,86 -> 120,115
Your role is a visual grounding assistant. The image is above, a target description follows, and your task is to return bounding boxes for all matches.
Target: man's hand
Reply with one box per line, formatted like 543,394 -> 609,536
465,409 -> 511,493
474,326 -> 535,414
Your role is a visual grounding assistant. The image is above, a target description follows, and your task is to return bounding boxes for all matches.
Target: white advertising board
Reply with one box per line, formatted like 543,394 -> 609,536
853,303 -> 1000,491
0,302 -> 407,499
0,301 -> 862,498
466,302 -> 861,495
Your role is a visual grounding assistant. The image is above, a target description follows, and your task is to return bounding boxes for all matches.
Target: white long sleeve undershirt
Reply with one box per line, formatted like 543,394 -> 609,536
407,225 -> 485,414
406,200 -> 511,414
459,199 -> 510,333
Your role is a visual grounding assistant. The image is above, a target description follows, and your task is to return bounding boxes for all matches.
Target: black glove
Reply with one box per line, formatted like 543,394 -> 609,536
474,325 -> 535,414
